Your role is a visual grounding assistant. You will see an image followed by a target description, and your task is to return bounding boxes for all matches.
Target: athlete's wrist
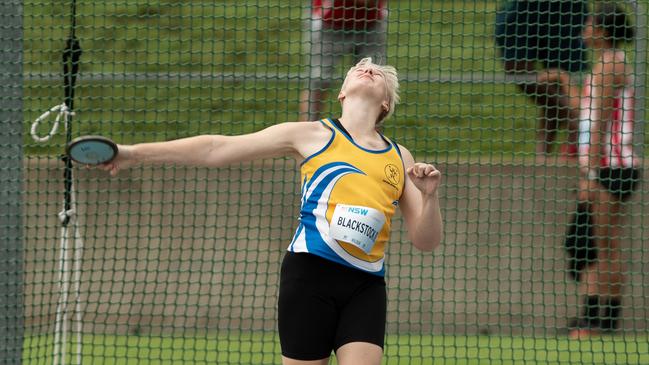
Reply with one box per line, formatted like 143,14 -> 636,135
421,190 -> 439,200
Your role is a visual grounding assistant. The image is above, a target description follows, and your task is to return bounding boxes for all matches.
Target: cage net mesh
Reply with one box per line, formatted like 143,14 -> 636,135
3,0 -> 648,364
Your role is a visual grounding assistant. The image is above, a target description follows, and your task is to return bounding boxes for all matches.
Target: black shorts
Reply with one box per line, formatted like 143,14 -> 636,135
494,0 -> 588,72
597,168 -> 641,201
278,252 -> 387,360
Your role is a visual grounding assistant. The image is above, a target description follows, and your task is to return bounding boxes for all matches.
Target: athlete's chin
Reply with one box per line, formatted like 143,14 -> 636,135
345,85 -> 384,102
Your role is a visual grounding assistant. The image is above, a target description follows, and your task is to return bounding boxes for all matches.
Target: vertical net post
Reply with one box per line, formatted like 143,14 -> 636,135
627,0 -> 647,154
0,0 -> 24,363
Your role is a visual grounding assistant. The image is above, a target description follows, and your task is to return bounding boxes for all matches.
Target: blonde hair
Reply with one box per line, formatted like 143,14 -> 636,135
342,57 -> 400,126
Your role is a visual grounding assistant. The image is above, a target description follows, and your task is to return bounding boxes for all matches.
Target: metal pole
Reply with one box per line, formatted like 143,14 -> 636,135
0,0 -> 24,363
627,0 -> 647,155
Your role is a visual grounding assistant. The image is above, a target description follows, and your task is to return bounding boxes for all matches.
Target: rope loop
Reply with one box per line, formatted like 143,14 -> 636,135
30,103 -> 75,143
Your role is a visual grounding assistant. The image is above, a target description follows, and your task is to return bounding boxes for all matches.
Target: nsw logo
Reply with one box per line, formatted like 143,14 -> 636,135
347,206 -> 369,216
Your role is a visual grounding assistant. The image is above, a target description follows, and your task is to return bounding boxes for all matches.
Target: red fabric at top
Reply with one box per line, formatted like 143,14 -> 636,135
312,0 -> 387,30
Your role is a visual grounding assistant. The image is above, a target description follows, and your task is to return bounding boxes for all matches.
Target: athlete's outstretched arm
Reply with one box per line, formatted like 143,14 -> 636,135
398,146 -> 443,252
100,122 -> 324,176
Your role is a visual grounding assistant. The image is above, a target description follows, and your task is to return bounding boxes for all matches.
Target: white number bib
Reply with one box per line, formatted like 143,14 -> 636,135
330,204 -> 386,254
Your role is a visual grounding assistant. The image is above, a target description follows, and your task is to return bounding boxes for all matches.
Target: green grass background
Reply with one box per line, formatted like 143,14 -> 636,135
24,0 -> 648,160
25,333 -> 649,364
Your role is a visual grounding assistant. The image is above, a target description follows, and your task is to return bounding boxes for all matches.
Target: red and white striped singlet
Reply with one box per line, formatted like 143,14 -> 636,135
578,53 -> 637,168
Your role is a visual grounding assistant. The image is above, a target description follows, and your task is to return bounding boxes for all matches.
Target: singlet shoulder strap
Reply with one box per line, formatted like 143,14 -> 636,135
390,138 -> 402,157
317,118 -> 337,132
331,118 -> 401,155
329,118 -> 351,139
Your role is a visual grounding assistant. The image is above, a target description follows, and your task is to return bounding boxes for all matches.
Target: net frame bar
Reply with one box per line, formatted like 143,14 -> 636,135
0,0 -> 24,362
627,0 -> 647,155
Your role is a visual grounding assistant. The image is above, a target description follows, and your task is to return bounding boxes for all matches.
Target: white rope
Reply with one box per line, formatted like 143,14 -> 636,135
30,103 -> 75,143
31,105 -> 84,365
52,183 -> 85,365
53,224 -> 70,365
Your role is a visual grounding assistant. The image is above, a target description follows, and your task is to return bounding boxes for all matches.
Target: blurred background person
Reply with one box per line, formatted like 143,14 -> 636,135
545,3 -> 639,338
494,0 -> 589,161
300,0 -> 388,121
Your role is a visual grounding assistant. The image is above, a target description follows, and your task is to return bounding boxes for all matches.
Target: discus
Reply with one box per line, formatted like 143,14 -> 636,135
66,135 -> 118,165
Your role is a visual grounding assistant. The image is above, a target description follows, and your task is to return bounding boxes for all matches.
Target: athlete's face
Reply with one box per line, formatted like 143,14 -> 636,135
582,17 -> 605,48
342,65 -> 389,106
350,66 -> 386,90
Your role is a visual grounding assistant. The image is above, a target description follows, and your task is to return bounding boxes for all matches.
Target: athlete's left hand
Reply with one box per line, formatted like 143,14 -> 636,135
407,162 -> 441,196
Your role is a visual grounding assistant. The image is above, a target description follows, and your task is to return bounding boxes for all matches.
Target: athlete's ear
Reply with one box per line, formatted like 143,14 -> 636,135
381,100 -> 389,113
338,90 -> 346,103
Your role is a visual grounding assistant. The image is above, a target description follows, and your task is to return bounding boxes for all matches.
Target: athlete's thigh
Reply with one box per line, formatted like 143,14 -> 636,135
336,342 -> 383,365
334,277 -> 386,351
278,290 -> 337,360
282,356 -> 329,365
590,199 -> 620,251
278,253 -> 338,361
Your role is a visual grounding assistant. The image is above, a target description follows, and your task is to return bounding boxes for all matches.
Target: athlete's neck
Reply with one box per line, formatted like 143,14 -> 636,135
337,118 -> 388,151
339,98 -> 382,137
592,39 -> 618,56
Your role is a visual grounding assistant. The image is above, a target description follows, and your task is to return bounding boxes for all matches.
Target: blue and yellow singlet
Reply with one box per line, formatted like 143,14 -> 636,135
288,118 -> 405,276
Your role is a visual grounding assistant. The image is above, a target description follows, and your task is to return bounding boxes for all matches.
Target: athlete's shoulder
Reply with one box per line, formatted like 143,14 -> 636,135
395,143 -> 414,167
274,120 -> 331,136
280,120 -> 335,160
